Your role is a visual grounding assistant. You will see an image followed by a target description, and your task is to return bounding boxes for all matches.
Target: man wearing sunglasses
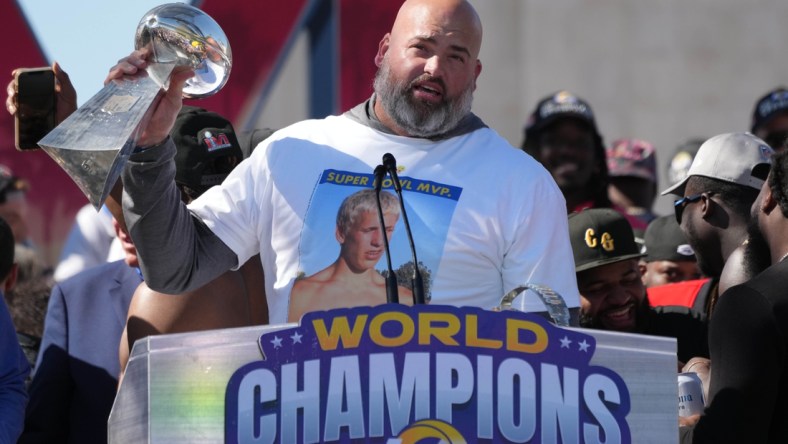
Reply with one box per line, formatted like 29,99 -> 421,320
679,139 -> 788,444
658,133 -> 773,319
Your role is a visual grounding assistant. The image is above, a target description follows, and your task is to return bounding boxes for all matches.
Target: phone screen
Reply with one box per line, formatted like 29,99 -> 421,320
15,68 -> 56,151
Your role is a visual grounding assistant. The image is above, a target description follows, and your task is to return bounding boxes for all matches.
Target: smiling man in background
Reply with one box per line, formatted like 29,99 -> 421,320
569,208 -> 707,364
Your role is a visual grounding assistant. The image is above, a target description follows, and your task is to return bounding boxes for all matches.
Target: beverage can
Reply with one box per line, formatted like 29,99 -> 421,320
678,371 -> 705,417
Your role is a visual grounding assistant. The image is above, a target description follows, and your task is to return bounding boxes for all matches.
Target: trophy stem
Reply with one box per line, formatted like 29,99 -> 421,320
38,64 -> 175,210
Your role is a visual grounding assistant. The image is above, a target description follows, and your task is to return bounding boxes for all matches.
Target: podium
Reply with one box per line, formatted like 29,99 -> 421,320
109,305 -> 679,443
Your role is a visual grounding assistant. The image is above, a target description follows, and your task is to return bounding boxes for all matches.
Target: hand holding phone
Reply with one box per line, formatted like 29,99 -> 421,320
13,67 -> 56,151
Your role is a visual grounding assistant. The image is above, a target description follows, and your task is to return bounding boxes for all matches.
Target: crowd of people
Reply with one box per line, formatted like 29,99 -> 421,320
1,0 -> 788,442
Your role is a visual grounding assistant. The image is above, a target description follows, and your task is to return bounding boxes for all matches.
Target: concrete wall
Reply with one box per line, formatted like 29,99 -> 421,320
472,0 -> 788,214
261,1 -> 788,215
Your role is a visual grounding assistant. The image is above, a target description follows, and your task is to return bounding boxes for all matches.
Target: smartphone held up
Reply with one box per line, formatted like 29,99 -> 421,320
14,67 -> 56,151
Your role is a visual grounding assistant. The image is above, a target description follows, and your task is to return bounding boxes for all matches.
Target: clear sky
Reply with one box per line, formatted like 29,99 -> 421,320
17,0 -> 187,106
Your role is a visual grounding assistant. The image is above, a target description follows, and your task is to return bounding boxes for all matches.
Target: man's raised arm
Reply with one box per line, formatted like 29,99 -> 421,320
112,49 -> 237,292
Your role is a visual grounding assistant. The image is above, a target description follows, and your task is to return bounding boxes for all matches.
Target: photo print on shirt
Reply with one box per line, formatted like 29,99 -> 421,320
287,168 -> 462,321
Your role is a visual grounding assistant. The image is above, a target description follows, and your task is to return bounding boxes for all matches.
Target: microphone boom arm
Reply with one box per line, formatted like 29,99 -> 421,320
374,165 -> 399,304
383,154 -> 426,304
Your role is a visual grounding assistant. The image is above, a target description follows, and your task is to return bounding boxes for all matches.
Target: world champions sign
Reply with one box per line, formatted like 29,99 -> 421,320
224,305 -> 631,443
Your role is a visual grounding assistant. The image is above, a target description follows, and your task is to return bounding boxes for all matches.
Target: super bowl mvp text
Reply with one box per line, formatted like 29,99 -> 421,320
225,305 -> 631,443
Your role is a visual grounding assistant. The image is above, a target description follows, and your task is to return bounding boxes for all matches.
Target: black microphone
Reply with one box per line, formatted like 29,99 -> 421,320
373,164 -> 399,304
382,153 -> 426,305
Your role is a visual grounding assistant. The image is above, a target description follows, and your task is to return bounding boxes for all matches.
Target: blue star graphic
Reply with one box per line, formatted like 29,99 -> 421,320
271,336 -> 283,349
291,331 -> 303,344
578,339 -> 590,352
560,336 -> 572,348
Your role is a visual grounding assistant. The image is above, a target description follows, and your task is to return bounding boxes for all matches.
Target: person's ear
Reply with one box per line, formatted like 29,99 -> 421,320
335,226 -> 344,244
472,59 -> 482,91
699,192 -> 716,220
374,33 -> 391,67
638,261 -> 647,281
761,185 -> 778,215
3,263 -> 17,294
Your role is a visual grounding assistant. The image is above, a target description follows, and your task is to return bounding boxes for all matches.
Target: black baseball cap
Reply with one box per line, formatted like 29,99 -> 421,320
171,106 -> 243,196
524,90 -> 599,136
569,208 -> 644,272
643,215 -> 695,263
751,87 -> 788,134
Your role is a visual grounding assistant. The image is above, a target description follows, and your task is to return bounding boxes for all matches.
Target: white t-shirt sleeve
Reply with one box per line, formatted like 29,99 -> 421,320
188,151 -> 264,267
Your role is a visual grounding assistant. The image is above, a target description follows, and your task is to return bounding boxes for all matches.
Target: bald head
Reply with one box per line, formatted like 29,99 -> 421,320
390,0 -> 483,59
373,0 -> 483,138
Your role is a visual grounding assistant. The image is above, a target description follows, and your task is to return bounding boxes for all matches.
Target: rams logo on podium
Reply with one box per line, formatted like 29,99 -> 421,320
391,419 -> 465,443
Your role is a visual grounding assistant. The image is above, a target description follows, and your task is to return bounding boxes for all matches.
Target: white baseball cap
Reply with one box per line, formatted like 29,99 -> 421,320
661,132 -> 774,196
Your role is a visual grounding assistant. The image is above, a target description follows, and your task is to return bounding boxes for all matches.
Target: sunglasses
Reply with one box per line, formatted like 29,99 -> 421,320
674,193 -> 712,224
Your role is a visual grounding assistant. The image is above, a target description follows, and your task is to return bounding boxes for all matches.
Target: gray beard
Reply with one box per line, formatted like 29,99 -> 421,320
373,59 -> 473,138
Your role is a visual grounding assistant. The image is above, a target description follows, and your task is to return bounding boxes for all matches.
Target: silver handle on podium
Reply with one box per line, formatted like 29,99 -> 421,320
494,283 -> 570,327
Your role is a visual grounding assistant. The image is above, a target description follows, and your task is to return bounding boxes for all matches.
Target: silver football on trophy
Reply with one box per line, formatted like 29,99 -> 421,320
135,3 -> 232,98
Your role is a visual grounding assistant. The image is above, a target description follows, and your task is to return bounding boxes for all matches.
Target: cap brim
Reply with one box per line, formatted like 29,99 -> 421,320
575,253 -> 645,272
660,177 -> 688,196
